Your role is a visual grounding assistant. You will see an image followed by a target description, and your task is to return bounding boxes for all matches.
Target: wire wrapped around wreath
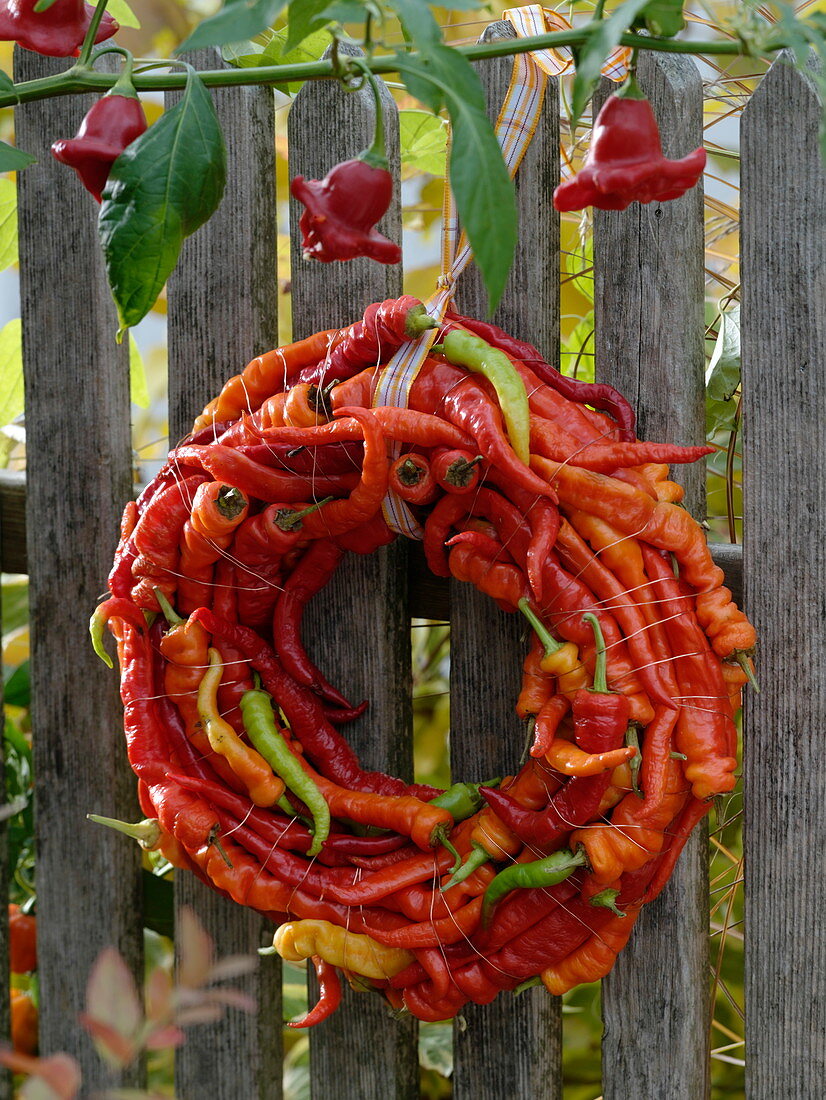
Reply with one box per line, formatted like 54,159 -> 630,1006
92,295 -> 756,1025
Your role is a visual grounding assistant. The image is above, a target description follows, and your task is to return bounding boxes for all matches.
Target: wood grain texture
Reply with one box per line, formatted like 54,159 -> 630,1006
451,27 -> 562,1098
165,51 -> 282,1100
288,57 -> 419,1100
741,52 -> 826,1098
593,53 -> 711,1100
14,50 -> 143,1092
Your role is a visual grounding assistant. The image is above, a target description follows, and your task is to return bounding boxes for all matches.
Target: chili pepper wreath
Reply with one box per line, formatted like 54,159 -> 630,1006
90,294 -> 756,1025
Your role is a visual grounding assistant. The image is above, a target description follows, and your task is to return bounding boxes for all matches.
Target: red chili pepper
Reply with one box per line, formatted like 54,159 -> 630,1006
272,539 -> 353,708
640,544 -> 738,798
480,771 -> 610,853
248,407 -> 472,452
130,473 -> 209,612
295,408 -> 390,539
447,540 -> 528,613
444,312 -> 636,442
430,448 -> 485,495
302,296 -> 436,388
176,481 -> 249,614
289,957 -> 342,1028
51,66 -> 146,201
0,0 -> 117,56
171,443 -> 357,503
553,78 -> 706,212
435,378 -> 557,503
292,158 -> 401,265
572,613 -> 631,752
388,453 -> 438,506
530,416 -> 713,473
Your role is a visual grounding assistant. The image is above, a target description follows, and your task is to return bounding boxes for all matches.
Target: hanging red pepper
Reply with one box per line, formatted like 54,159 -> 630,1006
0,0 -> 117,57
51,61 -> 146,201
290,67 -> 401,265
553,74 -> 706,213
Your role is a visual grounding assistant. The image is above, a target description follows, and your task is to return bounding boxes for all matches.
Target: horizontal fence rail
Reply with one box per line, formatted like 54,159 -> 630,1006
1,26 -> 822,1100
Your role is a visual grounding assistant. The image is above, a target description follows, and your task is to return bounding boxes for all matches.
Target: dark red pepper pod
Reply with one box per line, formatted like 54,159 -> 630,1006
51,62 -> 146,202
553,75 -> 706,213
0,0 -> 118,57
290,68 -> 401,266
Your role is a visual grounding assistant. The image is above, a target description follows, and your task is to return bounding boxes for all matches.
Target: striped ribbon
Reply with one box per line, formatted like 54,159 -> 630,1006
374,7 -> 629,538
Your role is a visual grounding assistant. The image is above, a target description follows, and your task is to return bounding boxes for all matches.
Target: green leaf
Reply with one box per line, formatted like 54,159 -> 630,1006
398,46 -> 516,313
221,38 -> 268,66
99,69 -> 226,334
0,71 -> 15,99
129,333 -> 149,408
0,177 -> 18,272
33,0 -> 59,11
176,0 -> 288,54
106,0 -> 141,30
570,0 -> 652,128
0,141 -> 35,173
705,303 -> 741,436
142,869 -> 174,939
385,0 -> 441,48
4,660 -> 30,708
399,109 -> 447,175
0,318 -> 23,427
284,0 -> 331,52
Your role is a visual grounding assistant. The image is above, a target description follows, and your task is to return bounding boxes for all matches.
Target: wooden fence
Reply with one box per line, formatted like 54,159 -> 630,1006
2,24 -> 823,1100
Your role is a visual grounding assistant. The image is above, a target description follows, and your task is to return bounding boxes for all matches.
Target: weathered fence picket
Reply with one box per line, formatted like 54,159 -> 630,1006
2,29 -> 822,1100
594,52 -> 710,1100
741,53 -> 826,1099
166,50 -> 282,1100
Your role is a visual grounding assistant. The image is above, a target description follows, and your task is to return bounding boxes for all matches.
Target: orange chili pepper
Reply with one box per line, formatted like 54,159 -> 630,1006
546,738 -> 636,777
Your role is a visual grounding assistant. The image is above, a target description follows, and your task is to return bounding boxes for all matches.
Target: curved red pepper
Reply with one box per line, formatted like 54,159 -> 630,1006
0,0 -> 117,57
291,158 -> 401,265
554,81 -> 706,213
52,83 -> 146,202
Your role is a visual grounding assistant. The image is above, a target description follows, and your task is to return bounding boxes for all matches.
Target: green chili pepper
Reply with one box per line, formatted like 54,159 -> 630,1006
481,847 -> 588,927
239,686 -> 330,856
436,329 -> 531,464
430,781 -> 490,822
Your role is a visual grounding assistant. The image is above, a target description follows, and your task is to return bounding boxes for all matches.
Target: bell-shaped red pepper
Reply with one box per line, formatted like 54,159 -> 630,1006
0,0 -> 118,57
51,63 -> 146,202
290,70 -> 401,265
553,76 -> 705,212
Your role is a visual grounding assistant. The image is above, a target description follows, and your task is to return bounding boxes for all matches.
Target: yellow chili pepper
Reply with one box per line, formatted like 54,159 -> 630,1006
518,598 -> 588,700
273,920 -> 413,980
197,648 -> 285,807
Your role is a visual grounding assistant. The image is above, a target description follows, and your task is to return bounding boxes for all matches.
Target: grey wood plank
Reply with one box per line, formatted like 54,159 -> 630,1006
592,52 -> 711,1100
451,24 -> 562,1099
13,49 -> 143,1092
165,51 -> 282,1100
287,54 -> 418,1100
741,52 -> 826,1099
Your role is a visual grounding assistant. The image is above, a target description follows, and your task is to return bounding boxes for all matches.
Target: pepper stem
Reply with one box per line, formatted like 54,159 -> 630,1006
108,52 -> 140,100
518,598 -> 564,658
351,61 -> 389,171
589,888 -> 626,918
153,587 -> 184,626
274,497 -> 333,532
734,650 -> 760,693
440,843 -> 489,891
87,813 -> 162,851
582,612 -> 610,694
77,0 -> 114,68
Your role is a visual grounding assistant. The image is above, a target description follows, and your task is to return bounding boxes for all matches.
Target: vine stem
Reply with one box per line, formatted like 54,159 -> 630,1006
0,23 -> 783,110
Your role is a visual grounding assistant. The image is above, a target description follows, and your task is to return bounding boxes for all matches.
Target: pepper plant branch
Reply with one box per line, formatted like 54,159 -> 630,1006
0,22 -> 783,109
76,0 -> 113,67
